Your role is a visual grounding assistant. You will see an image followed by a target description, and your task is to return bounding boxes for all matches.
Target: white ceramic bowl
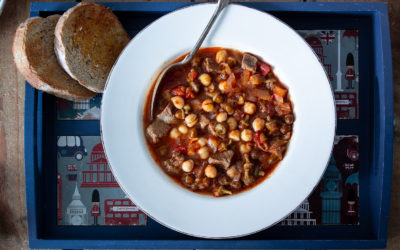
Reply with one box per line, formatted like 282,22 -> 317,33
101,3 -> 335,238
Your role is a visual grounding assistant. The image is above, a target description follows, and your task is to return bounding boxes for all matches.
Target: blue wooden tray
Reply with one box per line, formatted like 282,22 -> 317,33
24,2 -> 393,249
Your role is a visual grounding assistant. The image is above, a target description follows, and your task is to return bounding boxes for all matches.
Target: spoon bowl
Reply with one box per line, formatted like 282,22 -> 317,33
150,0 -> 230,118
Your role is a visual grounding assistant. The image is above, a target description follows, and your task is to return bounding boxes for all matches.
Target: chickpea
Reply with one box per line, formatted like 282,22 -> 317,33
182,160 -> 194,172
215,123 -> 227,136
216,50 -> 228,63
188,128 -> 197,138
241,129 -> 253,142
198,146 -> 210,159
198,137 -> 207,147
213,94 -> 224,104
226,167 -> 238,179
185,114 -> 198,127
227,56 -> 237,67
229,130 -> 240,141
205,165 -> 217,178
238,95 -> 245,105
252,118 -> 265,131
224,104 -> 234,115
218,81 -> 228,93
171,96 -> 185,109
178,124 -> 188,134
240,143 -> 252,154
206,83 -> 216,93
227,117 -> 238,130
170,128 -> 181,139
244,102 -> 256,115
199,73 -> 211,86
216,112 -> 228,123
202,99 -> 214,112
175,109 -> 185,120
183,104 -> 191,114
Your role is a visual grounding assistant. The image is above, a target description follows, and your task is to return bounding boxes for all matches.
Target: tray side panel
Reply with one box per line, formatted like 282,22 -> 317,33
24,2 -> 392,249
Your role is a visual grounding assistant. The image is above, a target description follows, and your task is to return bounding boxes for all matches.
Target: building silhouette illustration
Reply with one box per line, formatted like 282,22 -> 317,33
305,36 -> 334,81
320,156 -> 342,224
66,184 -> 88,225
81,143 -> 119,188
281,199 -> 317,226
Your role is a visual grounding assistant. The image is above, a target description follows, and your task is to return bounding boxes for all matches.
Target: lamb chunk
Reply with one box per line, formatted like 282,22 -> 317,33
203,58 -> 220,73
146,119 -> 170,144
157,103 -> 177,124
208,150 -> 234,169
241,54 -> 258,73
268,139 -> 287,160
199,114 -> 210,129
163,152 -> 184,175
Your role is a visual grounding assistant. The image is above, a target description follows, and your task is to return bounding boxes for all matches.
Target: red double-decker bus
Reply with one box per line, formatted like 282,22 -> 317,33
335,92 -> 358,119
104,199 -> 145,225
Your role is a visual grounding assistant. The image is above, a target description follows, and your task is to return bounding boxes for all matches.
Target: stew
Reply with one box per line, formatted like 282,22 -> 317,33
144,48 -> 294,197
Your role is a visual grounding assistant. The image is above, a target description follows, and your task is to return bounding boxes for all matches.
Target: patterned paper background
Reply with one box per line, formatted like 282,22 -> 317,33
56,30 -> 360,227
297,30 -> 359,119
57,136 -> 147,226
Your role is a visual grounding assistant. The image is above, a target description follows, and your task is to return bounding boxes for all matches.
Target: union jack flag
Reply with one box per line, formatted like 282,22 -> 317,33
319,31 -> 336,45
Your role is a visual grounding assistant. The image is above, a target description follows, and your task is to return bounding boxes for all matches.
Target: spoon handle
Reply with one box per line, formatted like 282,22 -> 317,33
181,0 -> 230,64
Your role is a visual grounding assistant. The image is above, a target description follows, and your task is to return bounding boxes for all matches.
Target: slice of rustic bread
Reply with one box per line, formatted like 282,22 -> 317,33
12,15 -> 96,101
54,3 -> 131,93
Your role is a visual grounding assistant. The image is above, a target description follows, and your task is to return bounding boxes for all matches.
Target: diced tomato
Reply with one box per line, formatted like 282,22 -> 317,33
171,85 -> 186,97
187,69 -> 198,82
259,63 -> 271,76
172,145 -> 187,154
254,131 -> 262,145
273,85 -> 287,103
186,90 -> 195,99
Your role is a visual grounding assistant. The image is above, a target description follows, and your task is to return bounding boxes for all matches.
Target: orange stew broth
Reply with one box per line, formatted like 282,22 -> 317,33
144,47 -> 294,197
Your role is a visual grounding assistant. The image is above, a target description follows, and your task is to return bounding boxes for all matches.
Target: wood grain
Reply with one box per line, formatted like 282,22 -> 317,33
0,0 -> 397,250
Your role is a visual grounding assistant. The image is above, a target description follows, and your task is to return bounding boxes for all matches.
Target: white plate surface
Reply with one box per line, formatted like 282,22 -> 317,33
101,3 -> 336,238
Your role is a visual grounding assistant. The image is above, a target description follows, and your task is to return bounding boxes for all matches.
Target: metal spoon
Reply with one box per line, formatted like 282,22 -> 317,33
151,0 -> 230,118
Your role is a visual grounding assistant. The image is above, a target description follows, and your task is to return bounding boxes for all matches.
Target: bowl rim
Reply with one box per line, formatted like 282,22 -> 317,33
100,2 -> 336,239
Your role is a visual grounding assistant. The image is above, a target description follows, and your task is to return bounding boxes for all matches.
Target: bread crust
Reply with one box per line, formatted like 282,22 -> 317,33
13,15 -> 96,101
54,2 -> 130,93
